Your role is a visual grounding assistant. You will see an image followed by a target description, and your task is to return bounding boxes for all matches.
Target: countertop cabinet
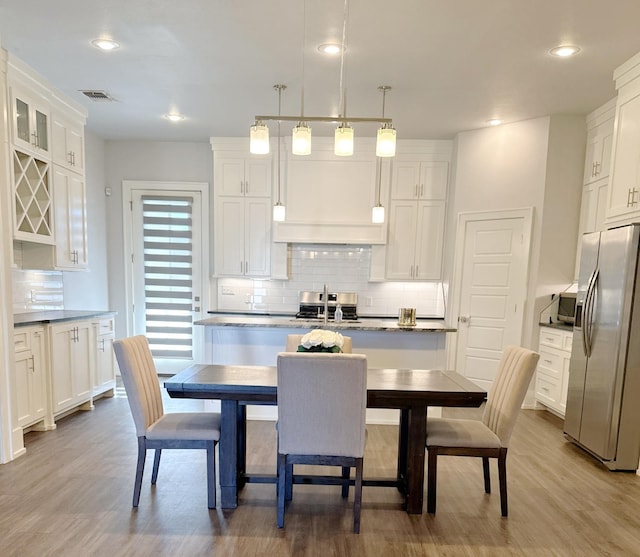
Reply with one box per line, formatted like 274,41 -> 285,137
93,317 -> 116,397
535,326 -> 573,417
49,320 -> 93,416
12,326 -> 47,430
385,161 -> 448,280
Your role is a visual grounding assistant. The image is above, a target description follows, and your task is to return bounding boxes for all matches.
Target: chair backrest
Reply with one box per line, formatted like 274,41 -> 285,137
277,352 -> 367,457
285,334 -> 352,353
482,345 -> 540,447
113,335 -> 164,437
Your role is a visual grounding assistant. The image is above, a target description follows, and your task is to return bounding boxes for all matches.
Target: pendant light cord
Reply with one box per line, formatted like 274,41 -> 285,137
338,0 -> 349,118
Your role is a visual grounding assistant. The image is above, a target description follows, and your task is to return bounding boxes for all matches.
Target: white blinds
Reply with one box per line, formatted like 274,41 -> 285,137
141,196 -> 193,359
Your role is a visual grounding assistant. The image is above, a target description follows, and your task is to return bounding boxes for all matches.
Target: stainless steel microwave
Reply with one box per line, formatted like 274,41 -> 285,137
557,292 -> 577,324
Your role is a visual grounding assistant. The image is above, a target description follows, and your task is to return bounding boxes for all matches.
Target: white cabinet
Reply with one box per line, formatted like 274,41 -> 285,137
580,179 -> 609,236
10,84 -> 50,158
214,196 -> 271,277
12,327 -> 47,429
583,116 -> 614,185
93,317 -> 116,397
385,160 -> 448,280
49,320 -> 93,415
52,112 -> 84,172
215,157 -> 271,197
53,167 -> 88,269
606,54 -> 640,226
535,326 -> 573,417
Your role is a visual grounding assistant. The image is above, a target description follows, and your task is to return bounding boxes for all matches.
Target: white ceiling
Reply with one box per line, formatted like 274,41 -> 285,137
2,0 -> 640,143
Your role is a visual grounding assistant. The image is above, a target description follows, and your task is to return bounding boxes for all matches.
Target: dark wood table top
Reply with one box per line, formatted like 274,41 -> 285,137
165,364 -> 486,409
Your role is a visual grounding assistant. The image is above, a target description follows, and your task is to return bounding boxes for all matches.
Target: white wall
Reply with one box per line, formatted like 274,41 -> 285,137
446,115 -> 585,352
62,131 -> 110,310
104,141 -> 213,337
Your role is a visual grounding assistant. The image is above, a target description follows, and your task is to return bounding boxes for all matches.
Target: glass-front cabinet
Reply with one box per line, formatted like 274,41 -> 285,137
11,85 -> 50,158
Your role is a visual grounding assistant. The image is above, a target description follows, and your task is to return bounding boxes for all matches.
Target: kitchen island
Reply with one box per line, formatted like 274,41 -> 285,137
195,313 -> 456,423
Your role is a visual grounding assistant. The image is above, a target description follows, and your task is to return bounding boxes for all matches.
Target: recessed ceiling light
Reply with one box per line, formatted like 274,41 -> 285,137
91,38 -> 120,51
318,43 -> 344,55
164,113 -> 185,122
488,119 -> 502,126
549,45 -> 581,58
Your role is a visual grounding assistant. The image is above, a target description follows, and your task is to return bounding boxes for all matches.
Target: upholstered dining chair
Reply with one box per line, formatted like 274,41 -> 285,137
276,352 -> 368,533
285,334 -> 353,353
113,335 -> 221,509
426,345 -> 539,516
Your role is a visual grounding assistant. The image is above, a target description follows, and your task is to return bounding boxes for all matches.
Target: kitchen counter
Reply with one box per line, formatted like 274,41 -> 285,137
14,310 -> 116,327
539,321 -> 573,333
196,313 -> 455,333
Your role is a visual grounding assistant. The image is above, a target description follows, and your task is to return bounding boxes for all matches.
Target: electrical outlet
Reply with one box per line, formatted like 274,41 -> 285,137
221,286 -> 235,295
366,296 -> 373,307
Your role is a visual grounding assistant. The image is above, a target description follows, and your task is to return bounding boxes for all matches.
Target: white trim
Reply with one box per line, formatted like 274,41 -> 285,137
446,207 -> 534,371
122,180 -> 209,368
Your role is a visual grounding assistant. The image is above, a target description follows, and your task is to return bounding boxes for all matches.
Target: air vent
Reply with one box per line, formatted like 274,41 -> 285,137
79,90 -> 114,102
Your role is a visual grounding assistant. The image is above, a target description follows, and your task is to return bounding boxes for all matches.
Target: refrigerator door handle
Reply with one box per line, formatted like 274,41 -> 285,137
584,268 -> 599,358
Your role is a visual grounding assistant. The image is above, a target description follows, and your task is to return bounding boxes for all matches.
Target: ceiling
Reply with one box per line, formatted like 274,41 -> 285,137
2,0 -> 640,143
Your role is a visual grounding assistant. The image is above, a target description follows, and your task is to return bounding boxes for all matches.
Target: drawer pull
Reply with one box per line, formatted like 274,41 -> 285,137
544,359 -> 553,365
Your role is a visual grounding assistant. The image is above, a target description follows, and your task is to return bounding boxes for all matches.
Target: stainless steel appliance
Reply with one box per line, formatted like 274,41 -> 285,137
557,292 -> 577,324
564,224 -> 640,470
295,291 -> 358,321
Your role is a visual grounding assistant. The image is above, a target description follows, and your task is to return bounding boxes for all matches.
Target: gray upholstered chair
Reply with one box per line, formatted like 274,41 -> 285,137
285,333 -> 353,353
113,335 -> 221,509
426,345 -> 539,516
276,352 -> 368,533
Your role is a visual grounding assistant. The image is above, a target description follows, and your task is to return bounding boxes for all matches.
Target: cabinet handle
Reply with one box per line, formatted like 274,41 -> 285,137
415,264 -> 419,277
410,264 -> 414,278
72,151 -> 76,166
245,261 -> 248,274
100,338 -> 105,352
240,180 -> 244,194
29,355 -> 35,372
415,184 -> 419,198
31,131 -> 38,147
543,359 -> 553,365
68,151 -> 73,165
245,180 -> 249,195
594,161 -> 600,176
420,184 -> 424,197
627,188 -> 639,208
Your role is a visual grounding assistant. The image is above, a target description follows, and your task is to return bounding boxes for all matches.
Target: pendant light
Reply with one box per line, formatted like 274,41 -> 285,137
334,1 -> 354,157
292,1 -> 311,156
250,120 -> 270,154
335,124 -> 354,156
273,85 -> 286,221
376,86 -> 396,157
371,158 -> 385,223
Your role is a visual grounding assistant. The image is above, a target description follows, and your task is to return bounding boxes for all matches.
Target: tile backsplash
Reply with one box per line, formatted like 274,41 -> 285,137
12,269 -> 64,313
216,244 -> 446,317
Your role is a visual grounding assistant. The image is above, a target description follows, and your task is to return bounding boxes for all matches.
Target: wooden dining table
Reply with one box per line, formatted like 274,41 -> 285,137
165,364 -> 486,514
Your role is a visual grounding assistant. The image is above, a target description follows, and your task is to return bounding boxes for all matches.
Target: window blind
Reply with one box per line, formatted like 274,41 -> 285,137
141,196 -> 193,359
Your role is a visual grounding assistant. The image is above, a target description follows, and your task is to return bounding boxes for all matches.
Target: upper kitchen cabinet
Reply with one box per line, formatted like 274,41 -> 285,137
9,84 -> 50,159
51,112 -> 85,173
52,167 -> 88,270
582,100 -> 615,186
272,138 -> 386,244
606,52 -> 640,227
391,160 -> 448,200
215,157 -> 271,197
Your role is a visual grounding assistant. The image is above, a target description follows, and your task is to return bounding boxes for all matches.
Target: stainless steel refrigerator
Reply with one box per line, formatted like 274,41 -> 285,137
564,223 -> 640,471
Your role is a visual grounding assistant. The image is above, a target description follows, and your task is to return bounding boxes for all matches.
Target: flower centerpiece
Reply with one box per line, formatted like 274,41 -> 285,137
297,329 -> 345,353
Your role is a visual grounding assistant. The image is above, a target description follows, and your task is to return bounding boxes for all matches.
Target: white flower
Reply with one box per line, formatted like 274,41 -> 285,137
300,329 -> 344,350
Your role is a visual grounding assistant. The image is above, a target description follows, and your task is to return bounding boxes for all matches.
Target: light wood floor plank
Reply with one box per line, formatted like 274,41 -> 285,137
0,393 -> 639,556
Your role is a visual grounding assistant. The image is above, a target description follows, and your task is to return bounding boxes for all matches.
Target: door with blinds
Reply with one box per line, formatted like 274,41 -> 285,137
127,184 -> 206,374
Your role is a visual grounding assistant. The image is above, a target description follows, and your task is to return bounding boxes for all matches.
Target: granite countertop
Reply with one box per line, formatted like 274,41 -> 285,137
196,313 -> 455,333
539,321 -> 574,332
14,310 -> 116,327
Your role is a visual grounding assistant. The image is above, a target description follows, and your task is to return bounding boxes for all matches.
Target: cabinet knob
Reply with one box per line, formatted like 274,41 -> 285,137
459,315 -> 470,324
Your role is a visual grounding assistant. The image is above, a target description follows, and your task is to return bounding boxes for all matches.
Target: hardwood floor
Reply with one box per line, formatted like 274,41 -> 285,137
1,391 -> 639,556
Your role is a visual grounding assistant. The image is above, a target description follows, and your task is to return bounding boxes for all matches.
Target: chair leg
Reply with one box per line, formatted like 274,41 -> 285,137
341,466 -> 350,498
427,448 -> 438,514
206,441 -> 216,509
285,462 -> 293,501
483,456 -> 491,493
498,448 -> 508,517
353,458 -> 363,534
133,437 -> 147,507
277,453 -> 287,528
151,449 -> 162,485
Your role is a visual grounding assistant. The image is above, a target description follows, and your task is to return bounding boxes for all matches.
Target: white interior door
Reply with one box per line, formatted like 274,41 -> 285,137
124,181 -> 209,375
453,211 -> 531,391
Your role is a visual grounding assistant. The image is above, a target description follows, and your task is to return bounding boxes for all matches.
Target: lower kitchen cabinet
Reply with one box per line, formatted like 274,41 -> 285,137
49,320 -> 93,415
12,326 -> 47,429
535,326 -> 573,417
93,317 -> 116,397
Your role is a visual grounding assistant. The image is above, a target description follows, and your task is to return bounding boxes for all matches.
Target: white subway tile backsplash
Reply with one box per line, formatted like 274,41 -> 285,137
12,269 -> 64,313
215,243 -> 445,317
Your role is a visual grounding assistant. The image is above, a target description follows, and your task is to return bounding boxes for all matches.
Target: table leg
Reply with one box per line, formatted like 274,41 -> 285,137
237,404 -> 247,488
405,404 -> 427,514
219,399 -> 239,509
397,408 -> 409,492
